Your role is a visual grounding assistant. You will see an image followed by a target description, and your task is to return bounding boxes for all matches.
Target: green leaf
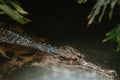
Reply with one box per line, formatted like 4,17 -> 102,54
0,4 -> 28,24
103,24 -> 120,51
109,9 -> 113,19
109,0 -> 117,19
78,0 -> 87,4
103,33 -> 117,42
107,24 -> 120,35
117,42 -> 120,52
10,0 -> 28,15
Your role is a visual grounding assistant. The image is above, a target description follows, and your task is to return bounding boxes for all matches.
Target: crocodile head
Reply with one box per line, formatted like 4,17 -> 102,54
51,45 -> 117,78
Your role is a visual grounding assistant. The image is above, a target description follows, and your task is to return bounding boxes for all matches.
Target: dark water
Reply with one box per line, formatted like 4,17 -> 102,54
0,0 -> 120,80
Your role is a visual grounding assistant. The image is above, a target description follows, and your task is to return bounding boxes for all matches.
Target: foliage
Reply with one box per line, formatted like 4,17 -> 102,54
103,24 -> 120,51
87,0 -> 117,25
78,0 -> 118,25
0,0 -> 30,24
78,0 -> 87,4
78,0 -> 120,51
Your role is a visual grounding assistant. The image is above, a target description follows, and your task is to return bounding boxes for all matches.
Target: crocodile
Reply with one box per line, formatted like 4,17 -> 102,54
0,25 -> 117,79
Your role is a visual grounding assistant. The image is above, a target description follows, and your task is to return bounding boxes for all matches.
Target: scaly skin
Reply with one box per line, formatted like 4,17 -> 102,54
0,26 -> 117,78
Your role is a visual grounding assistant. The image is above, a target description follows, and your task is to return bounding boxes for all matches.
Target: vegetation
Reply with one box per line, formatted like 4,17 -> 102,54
78,0 -> 120,51
0,0 -> 120,51
0,0 -> 30,24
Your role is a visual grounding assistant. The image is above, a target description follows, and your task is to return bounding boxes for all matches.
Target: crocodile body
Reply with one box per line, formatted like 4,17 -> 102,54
0,25 -> 117,79
0,26 -> 67,55
0,26 -> 83,60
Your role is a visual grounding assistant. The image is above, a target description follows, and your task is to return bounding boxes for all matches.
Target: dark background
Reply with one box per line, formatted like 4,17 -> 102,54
21,0 -> 120,42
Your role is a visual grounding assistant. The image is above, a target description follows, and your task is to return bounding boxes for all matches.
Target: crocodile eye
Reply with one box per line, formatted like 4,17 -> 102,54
77,53 -> 84,58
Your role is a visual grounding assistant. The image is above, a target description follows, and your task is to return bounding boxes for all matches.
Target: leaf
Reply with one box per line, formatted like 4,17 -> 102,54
116,42 -> 120,52
78,0 -> 87,4
0,0 -> 30,24
103,24 -> 120,51
102,33 -> 117,42
107,24 -> 120,36
10,0 -> 28,15
109,0 -> 117,19
0,4 -> 29,24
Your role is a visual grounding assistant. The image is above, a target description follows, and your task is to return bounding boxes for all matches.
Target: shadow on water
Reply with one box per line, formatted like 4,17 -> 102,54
0,0 -> 120,80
